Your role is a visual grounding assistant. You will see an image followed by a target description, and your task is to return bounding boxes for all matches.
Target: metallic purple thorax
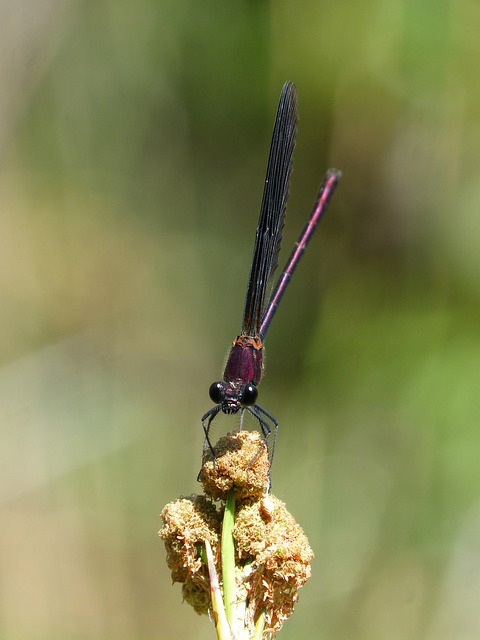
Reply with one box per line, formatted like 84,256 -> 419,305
223,334 -> 263,386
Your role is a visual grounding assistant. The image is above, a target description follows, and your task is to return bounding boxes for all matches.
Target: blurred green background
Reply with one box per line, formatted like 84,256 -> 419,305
1,1 -> 479,639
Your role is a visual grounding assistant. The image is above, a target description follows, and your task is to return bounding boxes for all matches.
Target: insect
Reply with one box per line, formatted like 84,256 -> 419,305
202,81 -> 340,470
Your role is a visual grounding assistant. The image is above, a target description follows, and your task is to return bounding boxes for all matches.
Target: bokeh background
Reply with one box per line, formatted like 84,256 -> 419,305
1,1 -> 479,639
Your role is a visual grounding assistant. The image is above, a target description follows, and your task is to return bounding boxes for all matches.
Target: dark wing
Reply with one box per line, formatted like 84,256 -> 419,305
242,81 -> 298,337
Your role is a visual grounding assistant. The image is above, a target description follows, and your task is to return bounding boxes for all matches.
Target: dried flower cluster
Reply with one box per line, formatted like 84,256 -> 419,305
160,495 -> 221,615
234,494 -> 313,634
159,431 -> 313,638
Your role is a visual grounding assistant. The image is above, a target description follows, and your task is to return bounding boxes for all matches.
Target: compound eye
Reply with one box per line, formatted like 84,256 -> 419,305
209,381 -> 225,404
241,383 -> 258,406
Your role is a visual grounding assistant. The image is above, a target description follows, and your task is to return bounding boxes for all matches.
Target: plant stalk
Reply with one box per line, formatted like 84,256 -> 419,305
221,489 -> 237,629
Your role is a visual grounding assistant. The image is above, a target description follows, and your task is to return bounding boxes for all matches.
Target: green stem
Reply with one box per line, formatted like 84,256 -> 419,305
251,611 -> 265,640
221,489 -> 237,629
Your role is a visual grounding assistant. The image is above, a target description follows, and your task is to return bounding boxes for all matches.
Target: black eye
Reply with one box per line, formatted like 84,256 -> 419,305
209,381 -> 225,404
241,383 -> 258,406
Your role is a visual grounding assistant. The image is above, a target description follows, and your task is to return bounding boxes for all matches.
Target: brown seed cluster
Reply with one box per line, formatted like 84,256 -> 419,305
159,495 -> 221,614
234,495 -> 313,636
200,430 -> 271,501
159,431 -> 314,637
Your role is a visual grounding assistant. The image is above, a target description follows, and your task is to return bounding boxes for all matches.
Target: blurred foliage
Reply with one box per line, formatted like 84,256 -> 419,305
1,1 -> 479,639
